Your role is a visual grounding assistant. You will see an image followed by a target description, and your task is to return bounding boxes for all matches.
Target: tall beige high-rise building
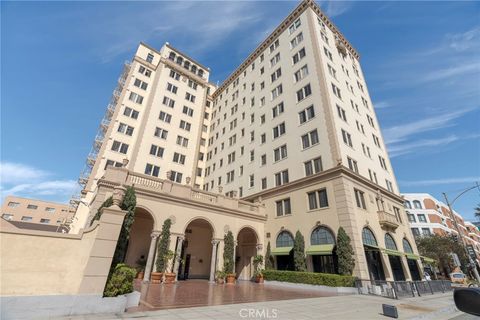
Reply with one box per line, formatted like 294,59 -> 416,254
71,0 -> 423,282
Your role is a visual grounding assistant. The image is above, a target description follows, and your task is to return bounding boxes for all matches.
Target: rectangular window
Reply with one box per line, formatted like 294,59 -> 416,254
249,174 -> 255,188
154,127 -> 168,139
261,177 -> 267,190
133,78 -> 148,90
269,39 -> 280,53
331,83 -> 342,99
296,84 -> 312,102
347,157 -> 358,173
226,170 -> 235,183
166,82 -> 178,94
337,105 -> 347,122
271,68 -> 282,83
272,122 -> 286,139
292,47 -> 306,64
21,216 -> 33,222
290,32 -> 304,49
274,170 -> 289,186
270,52 -> 281,67
273,144 -> 287,162
271,84 -> 283,100
308,189 -> 329,210
117,123 -> 134,136
418,214 -> 427,223
294,65 -> 309,82
139,65 -> 152,77
2,214 -> 13,220
123,107 -> 139,119
179,120 -> 191,131
144,163 -> 160,177
128,92 -> 144,104
411,228 -> 420,237
182,106 -> 194,117
261,154 -> 267,166
299,105 -> 315,124
354,189 -> 366,209
276,198 -> 292,217
146,53 -> 154,63
341,129 -> 353,147
185,92 -> 196,103
7,202 -> 20,208
324,47 -> 333,61
272,102 -> 284,118
162,96 -> 175,108
288,18 -> 301,34
188,79 -> 198,90
301,130 -> 319,149
169,69 -> 180,80
27,204 -> 38,210
327,64 -> 337,79
172,152 -> 186,165
111,140 -> 129,154
169,171 -> 183,183
176,135 -> 189,147
159,111 -> 172,123
149,144 -> 164,158
408,214 -> 416,223
304,157 -> 323,176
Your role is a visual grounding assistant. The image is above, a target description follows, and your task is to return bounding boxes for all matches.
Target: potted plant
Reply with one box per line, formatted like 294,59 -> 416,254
135,256 -> 147,280
253,255 -> 264,283
152,219 -> 172,283
215,270 -> 226,284
223,231 -> 236,284
162,250 -> 177,284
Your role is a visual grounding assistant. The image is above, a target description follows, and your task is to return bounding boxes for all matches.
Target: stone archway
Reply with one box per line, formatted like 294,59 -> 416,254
124,207 -> 155,269
236,227 -> 259,280
179,218 -> 214,280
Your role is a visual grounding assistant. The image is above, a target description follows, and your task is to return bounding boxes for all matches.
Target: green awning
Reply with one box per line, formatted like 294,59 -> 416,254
405,253 -> 420,260
382,249 -> 403,257
364,244 -> 380,250
306,244 -> 335,255
271,247 -> 293,256
421,256 -> 435,263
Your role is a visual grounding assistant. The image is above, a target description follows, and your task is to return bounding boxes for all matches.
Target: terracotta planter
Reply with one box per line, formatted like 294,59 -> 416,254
226,274 -> 236,284
216,278 -> 225,284
136,271 -> 145,280
255,275 -> 264,283
151,272 -> 163,284
164,272 -> 176,284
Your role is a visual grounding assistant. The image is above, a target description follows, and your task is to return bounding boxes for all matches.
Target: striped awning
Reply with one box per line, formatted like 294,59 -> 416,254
382,249 -> 404,257
306,244 -> 335,255
271,247 -> 293,256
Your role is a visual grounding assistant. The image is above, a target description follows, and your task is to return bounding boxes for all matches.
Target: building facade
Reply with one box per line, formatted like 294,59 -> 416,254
1,196 -> 74,231
70,0 -> 423,282
403,193 -> 480,267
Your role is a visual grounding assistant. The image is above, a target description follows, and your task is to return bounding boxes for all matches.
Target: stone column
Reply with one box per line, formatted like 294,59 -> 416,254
143,231 -> 160,282
173,235 -> 185,282
233,240 -> 238,274
209,240 -> 220,283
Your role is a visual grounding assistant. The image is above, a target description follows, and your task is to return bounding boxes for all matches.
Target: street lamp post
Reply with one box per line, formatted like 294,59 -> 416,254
442,182 -> 480,283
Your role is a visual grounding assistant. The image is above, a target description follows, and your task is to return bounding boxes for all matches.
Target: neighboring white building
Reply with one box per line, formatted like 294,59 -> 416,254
69,0 -> 423,282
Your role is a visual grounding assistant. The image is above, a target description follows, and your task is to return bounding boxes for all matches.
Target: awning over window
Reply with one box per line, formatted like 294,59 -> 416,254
306,244 -> 335,255
363,244 -> 380,250
271,247 -> 293,256
405,253 -> 420,260
421,256 -> 435,263
382,249 -> 403,257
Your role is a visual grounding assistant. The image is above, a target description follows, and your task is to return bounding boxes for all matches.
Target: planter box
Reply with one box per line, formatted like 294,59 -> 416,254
125,291 -> 141,309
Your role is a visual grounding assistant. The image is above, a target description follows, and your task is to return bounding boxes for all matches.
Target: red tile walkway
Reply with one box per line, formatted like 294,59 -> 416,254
129,279 -> 335,311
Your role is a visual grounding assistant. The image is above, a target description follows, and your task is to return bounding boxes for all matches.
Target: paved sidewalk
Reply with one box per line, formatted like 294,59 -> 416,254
58,292 -> 460,320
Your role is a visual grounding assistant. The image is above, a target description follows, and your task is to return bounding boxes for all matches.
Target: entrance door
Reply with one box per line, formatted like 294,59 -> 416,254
365,249 -> 386,280
407,259 -> 421,280
312,255 -> 337,274
388,255 -> 405,281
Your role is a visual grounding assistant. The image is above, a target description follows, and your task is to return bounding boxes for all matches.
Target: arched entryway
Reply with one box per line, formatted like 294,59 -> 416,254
362,227 -> 386,281
308,226 -> 337,274
384,233 -> 405,281
273,231 -> 294,270
124,207 -> 155,268
403,238 -> 422,280
236,227 -> 258,280
179,218 -> 214,280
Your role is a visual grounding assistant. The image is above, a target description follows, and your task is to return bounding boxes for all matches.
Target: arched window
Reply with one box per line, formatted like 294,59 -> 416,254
362,227 -> 378,247
198,69 -> 205,78
184,60 -> 190,70
404,201 -> 412,209
413,200 -> 422,209
276,231 -> 294,248
403,238 -> 413,253
168,52 -> 176,61
384,234 -> 397,250
311,226 -> 335,245
191,65 -> 197,73
176,56 -> 183,65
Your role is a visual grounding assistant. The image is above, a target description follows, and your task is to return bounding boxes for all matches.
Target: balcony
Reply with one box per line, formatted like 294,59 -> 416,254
378,210 -> 399,230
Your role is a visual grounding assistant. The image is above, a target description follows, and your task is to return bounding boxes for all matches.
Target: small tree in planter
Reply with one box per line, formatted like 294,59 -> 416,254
265,241 -> 274,270
162,250 -> 177,284
253,255 -> 264,283
152,218 -> 172,283
293,230 -> 307,272
215,270 -> 226,284
337,227 -> 355,275
104,263 -> 137,297
223,231 -> 236,284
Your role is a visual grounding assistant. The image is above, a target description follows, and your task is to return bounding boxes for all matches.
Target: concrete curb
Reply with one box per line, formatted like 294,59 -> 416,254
264,280 -> 358,295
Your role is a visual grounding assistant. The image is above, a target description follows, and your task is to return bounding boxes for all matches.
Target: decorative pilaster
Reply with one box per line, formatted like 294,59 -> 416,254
173,235 -> 185,282
143,231 -> 160,282
209,240 -> 220,283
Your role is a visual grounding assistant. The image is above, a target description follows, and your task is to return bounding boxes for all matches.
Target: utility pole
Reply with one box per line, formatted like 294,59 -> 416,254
443,184 -> 480,283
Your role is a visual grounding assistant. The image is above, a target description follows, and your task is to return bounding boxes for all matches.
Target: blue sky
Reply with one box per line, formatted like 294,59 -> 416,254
1,1 -> 479,220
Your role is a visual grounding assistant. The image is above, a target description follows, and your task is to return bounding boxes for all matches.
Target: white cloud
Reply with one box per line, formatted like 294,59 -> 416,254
0,162 -> 77,203
420,61 -> 480,83
400,177 -> 480,187
319,1 -> 355,18
374,101 -> 392,109
388,135 -> 459,158
382,107 -> 474,145
446,26 -> 480,52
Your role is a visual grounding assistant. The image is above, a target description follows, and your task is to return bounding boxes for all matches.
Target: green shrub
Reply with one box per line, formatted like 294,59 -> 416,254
262,269 -> 356,287
156,218 -> 172,272
293,231 -> 306,272
337,227 -> 355,275
104,263 -> 137,297
264,241 -> 274,270
223,231 -> 235,274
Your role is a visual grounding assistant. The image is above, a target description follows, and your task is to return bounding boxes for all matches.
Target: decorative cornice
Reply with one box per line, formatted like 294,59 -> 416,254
211,0 -> 359,99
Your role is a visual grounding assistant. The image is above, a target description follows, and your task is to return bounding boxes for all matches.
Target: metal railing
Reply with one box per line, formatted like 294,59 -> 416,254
355,279 -> 452,299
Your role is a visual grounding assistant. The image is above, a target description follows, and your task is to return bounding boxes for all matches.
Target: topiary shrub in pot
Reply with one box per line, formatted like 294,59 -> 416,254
153,218 -> 172,283
223,231 -> 236,284
135,256 -> 147,280
215,270 -> 226,284
162,250 -> 177,284
253,255 -> 264,283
